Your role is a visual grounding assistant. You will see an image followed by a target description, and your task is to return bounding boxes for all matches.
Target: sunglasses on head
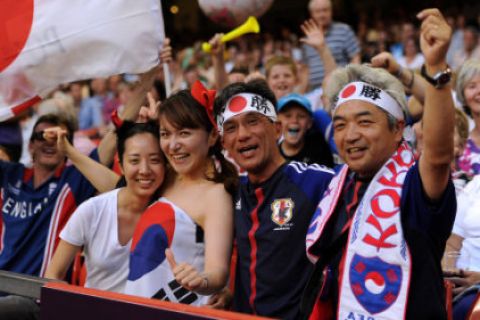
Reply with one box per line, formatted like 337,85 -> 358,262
31,130 -> 46,141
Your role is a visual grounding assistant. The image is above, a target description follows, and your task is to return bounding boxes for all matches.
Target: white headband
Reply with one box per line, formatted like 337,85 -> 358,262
334,81 -> 404,120
217,93 -> 277,134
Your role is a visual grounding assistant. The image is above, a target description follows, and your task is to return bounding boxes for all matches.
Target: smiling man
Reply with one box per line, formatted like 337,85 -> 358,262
303,9 -> 456,320
214,80 -> 334,319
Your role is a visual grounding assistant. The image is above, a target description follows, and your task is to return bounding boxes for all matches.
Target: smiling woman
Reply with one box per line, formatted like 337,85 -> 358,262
45,121 -> 165,293
123,81 -> 238,306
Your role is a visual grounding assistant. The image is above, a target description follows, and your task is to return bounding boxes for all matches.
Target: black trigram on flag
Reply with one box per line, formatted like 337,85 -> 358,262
152,280 -> 198,305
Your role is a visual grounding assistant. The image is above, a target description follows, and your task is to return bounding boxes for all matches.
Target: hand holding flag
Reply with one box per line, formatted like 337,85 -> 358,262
0,0 -> 166,122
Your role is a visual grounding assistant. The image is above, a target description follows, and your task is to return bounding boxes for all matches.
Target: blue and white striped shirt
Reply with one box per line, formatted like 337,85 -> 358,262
303,22 -> 360,90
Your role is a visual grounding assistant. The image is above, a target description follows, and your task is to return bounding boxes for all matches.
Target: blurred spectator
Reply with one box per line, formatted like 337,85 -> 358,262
450,109 -> 471,193
277,93 -> 334,167
78,78 -> 110,136
265,56 -> 298,99
302,0 -> 360,91
447,14 -> 466,67
390,22 -> 417,60
397,37 -> 425,70
451,25 -> 480,70
456,59 -> 480,178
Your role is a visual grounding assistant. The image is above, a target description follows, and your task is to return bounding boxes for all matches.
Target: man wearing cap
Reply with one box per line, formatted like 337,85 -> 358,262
277,93 -> 334,167
214,80 -> 334,319
303,9 -> 456,320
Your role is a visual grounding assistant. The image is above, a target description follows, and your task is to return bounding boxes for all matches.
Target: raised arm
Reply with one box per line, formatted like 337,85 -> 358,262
97,66 -> 158,165
300,19 -> 337,80
44,127 -> 121,193
371,51 -> 428,111
209,34 -> 229,90
417,8 -> 454,200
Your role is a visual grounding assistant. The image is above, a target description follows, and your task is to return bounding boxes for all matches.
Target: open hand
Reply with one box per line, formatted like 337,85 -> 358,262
300,19 -> 325,50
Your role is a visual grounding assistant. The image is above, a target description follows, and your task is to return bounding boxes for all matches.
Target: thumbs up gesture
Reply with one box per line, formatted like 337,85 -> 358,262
166,248 -> 208,293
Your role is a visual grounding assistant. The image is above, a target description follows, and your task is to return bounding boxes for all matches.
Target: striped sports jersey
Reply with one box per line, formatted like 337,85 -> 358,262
0,151 -> 98,276
302,22 -> 360,91
233,161 -> 334,319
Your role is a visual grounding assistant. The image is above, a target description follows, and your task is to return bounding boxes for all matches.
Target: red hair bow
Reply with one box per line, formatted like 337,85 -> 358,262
191,80 -> 217,129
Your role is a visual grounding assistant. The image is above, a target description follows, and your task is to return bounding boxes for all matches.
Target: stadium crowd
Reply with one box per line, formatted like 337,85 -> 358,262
2,1 -> 480,319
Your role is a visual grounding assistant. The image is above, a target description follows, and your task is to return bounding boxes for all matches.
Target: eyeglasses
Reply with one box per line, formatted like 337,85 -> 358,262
31,130 -> 46,142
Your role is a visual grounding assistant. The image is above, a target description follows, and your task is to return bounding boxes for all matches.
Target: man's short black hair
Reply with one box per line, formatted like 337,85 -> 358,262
214,79 -> 277,120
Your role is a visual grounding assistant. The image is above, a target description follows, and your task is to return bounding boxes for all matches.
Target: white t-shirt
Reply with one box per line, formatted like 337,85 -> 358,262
60,189 -> 131,292
452,176 -> 480,271
397,53 -> 425,70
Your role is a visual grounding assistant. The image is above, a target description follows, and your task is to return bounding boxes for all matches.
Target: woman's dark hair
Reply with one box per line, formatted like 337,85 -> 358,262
116,120 -> 162,165
159,90 -> 238,196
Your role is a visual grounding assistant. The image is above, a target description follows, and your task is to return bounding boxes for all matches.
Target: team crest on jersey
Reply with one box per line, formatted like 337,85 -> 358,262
271,198 -> 294,228
349,254 -> 402,314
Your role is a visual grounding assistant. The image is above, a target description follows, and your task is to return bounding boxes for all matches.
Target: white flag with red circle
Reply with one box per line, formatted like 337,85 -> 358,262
0,0 -> 165,121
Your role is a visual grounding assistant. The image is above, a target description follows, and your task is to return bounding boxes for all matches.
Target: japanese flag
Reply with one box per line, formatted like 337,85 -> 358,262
0,0 -> 165,121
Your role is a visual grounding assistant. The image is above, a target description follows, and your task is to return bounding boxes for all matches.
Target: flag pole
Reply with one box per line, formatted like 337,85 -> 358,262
158,0 -> 171,97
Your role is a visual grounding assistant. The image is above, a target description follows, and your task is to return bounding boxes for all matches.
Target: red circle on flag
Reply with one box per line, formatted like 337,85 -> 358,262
340,84 -> 357,99
228,96 -> 248,112
366,271 -> 385,286
0,0 -> 34,73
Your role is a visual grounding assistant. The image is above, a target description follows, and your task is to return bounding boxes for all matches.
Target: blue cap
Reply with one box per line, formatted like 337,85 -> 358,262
277,93 -> 313,115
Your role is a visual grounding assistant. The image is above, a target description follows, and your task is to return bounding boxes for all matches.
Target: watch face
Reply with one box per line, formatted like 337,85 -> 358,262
437,72 -> 451,85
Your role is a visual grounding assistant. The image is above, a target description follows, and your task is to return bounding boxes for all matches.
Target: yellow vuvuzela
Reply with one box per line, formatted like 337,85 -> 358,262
202,16 -> 260,53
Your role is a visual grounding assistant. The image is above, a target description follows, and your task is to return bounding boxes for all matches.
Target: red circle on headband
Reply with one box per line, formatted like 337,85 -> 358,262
228,96 -> 247,112
340,84 -> 357,99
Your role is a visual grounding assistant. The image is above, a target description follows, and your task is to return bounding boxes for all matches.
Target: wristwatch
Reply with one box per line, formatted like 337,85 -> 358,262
420,64 -> 452,88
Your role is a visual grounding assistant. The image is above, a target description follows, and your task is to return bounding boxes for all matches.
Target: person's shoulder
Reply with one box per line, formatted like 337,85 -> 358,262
206,181 -> 230,195
204,182 -> 233,203
403,162 -> 455,205
0,159 -> 24,169
283,162 -> 334,203
284,161 -> 334,181
0,160 -> 26,179
80,189 -> 118,210
331,21 -> 355,32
